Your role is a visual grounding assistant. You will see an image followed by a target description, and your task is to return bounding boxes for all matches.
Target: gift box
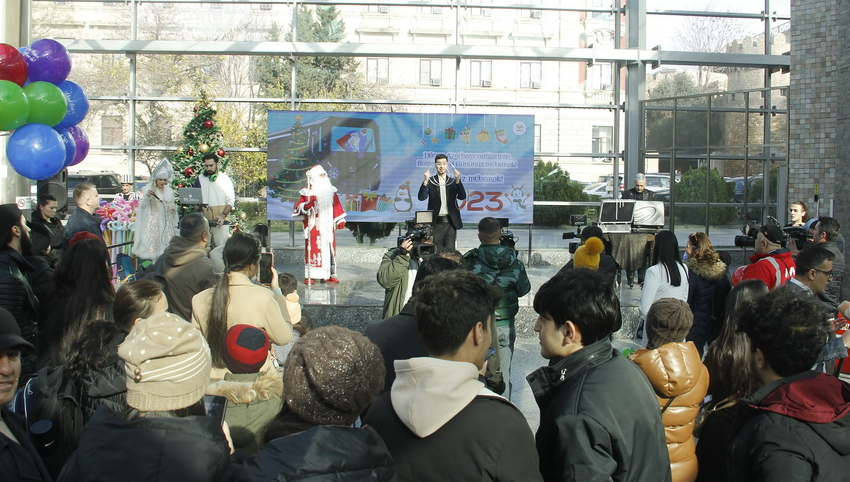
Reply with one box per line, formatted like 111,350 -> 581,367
445,127 -> 456,140
377,196 -> 392,212
344,193 -> 361,212
361,191 -> 379,211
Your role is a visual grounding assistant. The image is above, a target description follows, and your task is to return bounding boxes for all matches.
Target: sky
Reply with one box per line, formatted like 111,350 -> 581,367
644,0 -> 791,50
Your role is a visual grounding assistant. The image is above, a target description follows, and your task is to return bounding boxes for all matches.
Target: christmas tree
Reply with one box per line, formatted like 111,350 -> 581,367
269,115 -> 316,201
171,91 -> 243,229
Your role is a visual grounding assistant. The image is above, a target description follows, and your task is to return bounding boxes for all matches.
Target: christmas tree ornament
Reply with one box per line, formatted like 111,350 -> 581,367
183,166 -> 194,177
187,148 -> 194,156
199,143 -> 210,153
193,106 -> 198,113
204,120 -> 213,129
217,148 -> 225,157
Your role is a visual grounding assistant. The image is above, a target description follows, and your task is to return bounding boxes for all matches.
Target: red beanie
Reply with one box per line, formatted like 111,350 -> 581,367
222,325 -> 270,374
69,231 -> 102,246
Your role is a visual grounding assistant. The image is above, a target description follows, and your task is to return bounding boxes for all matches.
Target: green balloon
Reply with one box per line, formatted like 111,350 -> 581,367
23,81 -> 68,127
0,80 -> 30,131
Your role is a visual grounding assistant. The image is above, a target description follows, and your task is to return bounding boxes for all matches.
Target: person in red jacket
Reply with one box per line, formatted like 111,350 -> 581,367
732,224 -> 795,290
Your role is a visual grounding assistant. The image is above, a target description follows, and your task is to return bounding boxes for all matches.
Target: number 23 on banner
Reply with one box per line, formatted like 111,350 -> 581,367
458,191 -> 504,211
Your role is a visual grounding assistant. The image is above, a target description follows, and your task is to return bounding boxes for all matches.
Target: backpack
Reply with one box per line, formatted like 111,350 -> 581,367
28,365 -> 86,477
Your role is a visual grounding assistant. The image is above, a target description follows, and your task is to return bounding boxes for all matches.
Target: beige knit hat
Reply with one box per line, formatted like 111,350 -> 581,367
119,312 -> 212,412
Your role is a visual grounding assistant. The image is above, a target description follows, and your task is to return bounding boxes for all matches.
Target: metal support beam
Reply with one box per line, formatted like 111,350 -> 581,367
625,0 -> 647,186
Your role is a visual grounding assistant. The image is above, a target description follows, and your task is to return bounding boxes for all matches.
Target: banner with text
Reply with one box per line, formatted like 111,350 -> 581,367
267,111 -> 534,223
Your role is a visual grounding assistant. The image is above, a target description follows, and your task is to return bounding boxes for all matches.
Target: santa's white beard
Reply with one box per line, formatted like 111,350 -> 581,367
311,177 -> 336,238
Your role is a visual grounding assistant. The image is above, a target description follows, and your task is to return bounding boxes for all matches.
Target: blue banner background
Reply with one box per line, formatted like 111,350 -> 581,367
267,111 -> 534,223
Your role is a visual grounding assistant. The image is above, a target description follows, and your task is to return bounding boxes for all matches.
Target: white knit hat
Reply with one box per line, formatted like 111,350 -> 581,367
119,312 -> 211,412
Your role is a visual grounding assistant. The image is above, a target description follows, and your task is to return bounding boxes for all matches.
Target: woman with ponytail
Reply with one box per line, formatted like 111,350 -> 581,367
192,232 -> 293,379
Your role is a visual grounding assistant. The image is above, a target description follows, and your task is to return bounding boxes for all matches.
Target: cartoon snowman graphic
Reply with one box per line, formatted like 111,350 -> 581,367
393,181 -> 413,213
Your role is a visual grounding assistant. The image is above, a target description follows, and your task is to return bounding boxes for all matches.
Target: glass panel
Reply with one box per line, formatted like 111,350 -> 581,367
32,1 -> 131,40
68,53 -> 130,97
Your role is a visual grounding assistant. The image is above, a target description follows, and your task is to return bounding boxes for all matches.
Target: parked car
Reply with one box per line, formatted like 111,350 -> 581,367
726,175 -> 763,202
65,171 -> 122,214
604,173 -> 680,196
583,182 -> 612,199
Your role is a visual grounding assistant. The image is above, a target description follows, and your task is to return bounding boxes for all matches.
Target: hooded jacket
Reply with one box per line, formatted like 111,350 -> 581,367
160,235 -> 217,321
463,244 -> 531,325
527,338 -> 672,482
206,369 -> 283,454
684,257 -> 731,353
729,371 -> 850,482
633,342 -> 709,482
363,357 -> 542,482
233,425 -> 396,481
57,406 -> 231,482
736,249 -> 795,290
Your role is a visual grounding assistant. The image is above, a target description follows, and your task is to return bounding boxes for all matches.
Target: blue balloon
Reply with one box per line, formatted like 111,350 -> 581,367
6,123 -> 66,180
53,125 -> 77,168
57,80 -> 89,127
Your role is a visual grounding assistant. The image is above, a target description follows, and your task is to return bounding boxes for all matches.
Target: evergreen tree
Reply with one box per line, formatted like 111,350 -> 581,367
171,91 -> 243,228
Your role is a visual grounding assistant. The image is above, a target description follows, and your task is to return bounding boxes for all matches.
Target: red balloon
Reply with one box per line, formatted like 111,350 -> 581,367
0,43 -> 28,86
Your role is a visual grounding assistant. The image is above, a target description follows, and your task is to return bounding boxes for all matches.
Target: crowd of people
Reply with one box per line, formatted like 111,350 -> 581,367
2,188 -> 850,482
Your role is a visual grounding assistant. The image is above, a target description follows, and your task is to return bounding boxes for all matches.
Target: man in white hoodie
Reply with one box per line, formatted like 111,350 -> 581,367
363,270 -> 542,482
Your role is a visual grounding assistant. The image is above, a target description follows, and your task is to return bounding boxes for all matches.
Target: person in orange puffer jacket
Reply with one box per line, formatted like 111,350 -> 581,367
631,298 -> 709,482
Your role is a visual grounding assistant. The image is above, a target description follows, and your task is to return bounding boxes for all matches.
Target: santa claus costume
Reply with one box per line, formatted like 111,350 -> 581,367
293,165 -> 346,283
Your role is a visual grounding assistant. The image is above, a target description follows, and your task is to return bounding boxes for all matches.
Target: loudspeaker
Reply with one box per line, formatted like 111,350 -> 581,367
37,169 -> 68,212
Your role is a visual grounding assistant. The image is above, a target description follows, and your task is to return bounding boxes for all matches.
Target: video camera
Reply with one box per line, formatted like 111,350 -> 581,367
562,214 -> 588,254
496,218 -> 518,250
397,211 -> 436,258
734,216 -> 805,249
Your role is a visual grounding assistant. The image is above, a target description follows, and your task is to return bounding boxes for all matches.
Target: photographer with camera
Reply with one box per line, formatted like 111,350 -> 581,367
732,224 -> 796,290
463,217 -> 530,398
378,214 -> 435,319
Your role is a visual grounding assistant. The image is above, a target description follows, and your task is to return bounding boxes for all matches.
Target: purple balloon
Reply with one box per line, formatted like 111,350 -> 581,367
66,125 -> 89,166
57,81 -> 89,127
24,39 -> 71,85
53,126 -> 77,168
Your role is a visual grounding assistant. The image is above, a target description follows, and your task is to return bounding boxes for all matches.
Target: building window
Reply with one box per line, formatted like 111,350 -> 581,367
368,5 -> 390,13
588,63 -> 613,90
520,0 -> 542,18
468,0 -> 492,16
592,126 -> 613,154
534,124 -> 542,153
520,61 -> 542,88
367,57 -> 389,85
591,0 -> 614,21
102,115 -> 124,147
470,60 -> 492,87
420,59 -> 442,86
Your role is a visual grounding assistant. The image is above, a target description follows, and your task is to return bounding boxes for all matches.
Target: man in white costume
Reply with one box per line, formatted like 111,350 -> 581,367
293,165 -> 346,284
194,153 -> 236,247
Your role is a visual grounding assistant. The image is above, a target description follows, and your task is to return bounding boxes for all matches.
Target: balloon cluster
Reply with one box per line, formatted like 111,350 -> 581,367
0,39 -> 90,180
96,197 -> 138,248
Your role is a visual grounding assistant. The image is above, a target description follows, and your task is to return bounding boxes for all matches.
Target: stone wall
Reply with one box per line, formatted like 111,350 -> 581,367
789,0 -> 845,222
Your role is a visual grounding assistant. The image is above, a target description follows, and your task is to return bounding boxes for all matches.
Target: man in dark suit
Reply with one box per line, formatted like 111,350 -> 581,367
418,153 -> 467,250
0,307 -> 52,482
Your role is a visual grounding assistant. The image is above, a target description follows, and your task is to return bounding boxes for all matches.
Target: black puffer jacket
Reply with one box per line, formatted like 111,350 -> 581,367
685,256 -> 731,355
729,371 -> 850,482
232,425 -> 396,481
0,246 -> 39,379
58,406 -> 231,482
